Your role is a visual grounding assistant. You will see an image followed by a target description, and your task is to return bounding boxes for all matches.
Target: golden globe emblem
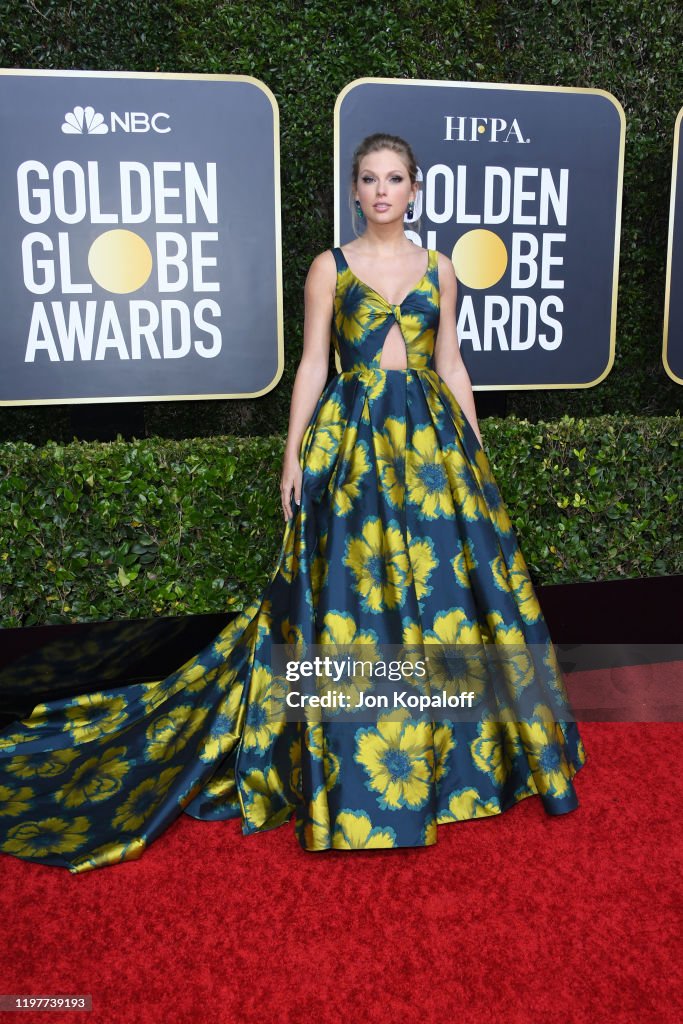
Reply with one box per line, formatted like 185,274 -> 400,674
451,229 -> 508,289
88,230 -> 153,294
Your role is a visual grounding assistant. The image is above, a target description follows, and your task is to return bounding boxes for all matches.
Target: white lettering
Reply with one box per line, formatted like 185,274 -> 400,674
161,301 -> 192,358
425,164 -> 454,224
456,165 -> 480,223
51,301 -> 97,360
512,168 -> 539,225
541,234 -> 565,288
156,232 -> 188,292
184,163 -> 217,224
58,232 -> 92,294
129,301 -> 162,359
53,161 -> 87,224
25,302 -> 59,361
17,161 -> 50,224
153,162 -> 183,224
511,233 -> 539,288
191,233 -> 219,291
151,112 -> 171,134
87,162 -> 118,224
194,300 -> 222,357
120,162 -> 152,224
483,167 -> 510,224
21,233 -> 54,294
95,301 -> 129,360
539,297 -> 563,349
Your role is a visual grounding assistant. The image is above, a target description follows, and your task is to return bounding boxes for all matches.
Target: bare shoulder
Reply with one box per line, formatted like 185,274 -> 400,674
435,250 -> 457,293
435,250 -> 456,279
308,249 -> 337,278
305,249 -> 337,291
304,250 -> 337,303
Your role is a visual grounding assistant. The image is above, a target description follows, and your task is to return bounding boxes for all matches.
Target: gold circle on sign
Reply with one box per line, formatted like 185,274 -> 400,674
451,229 -> 508,290
88,230 -> 153,293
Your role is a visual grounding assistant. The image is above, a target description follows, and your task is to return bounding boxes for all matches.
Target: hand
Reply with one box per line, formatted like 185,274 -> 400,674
280,452 -> 303,522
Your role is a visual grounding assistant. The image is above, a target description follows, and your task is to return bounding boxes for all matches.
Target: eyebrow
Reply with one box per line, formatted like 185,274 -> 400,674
359,168 -> 406,176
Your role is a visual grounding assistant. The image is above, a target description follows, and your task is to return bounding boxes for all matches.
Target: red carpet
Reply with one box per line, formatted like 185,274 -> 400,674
1,667 -> 682,1024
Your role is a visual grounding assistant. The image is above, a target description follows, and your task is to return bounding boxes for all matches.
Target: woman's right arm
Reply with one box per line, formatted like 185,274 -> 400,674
280,251 -> 336,521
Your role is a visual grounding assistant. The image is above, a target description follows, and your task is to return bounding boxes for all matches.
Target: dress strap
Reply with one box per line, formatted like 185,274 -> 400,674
331,247 -> 348,273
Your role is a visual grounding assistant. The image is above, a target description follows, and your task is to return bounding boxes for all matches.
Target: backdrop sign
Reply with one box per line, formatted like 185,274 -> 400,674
663,106 -> 683,385
335,78 -> 625,389
0,70 -> 282,405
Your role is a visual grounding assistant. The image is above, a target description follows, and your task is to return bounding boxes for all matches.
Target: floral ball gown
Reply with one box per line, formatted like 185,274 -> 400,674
0,246 -> 586,872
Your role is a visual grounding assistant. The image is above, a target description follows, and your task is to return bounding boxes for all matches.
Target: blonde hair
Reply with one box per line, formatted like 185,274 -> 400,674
349,132 -> 420,236
351,132 -> 419,185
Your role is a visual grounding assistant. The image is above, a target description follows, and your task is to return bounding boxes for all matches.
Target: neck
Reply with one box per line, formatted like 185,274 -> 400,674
359,221 -> 413,253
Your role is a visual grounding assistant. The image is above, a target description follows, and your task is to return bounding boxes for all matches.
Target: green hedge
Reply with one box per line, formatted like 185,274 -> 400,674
0,0 -> 681,448
1,414 -> 680,628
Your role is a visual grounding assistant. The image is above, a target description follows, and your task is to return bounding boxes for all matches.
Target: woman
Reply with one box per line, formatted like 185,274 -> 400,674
0,133 -> 586,871
280,134 -> 482,521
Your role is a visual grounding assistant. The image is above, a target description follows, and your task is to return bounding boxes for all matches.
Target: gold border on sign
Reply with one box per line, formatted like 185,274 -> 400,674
662,105 -> 683,385
333,76 -> 626,390
0,68 -> 284,406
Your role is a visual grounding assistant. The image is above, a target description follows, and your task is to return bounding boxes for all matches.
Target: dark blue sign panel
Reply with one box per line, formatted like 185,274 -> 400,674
0,70 -> 282,405
663,107 -> 683,385
335,78 -> 625,390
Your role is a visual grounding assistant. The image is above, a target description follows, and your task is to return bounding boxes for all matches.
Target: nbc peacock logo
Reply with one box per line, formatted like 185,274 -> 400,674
61,106 -> 109,135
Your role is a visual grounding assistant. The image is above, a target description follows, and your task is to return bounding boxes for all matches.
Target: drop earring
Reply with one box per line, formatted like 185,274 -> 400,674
355,199 -> 364,220
406,200 -> 415,221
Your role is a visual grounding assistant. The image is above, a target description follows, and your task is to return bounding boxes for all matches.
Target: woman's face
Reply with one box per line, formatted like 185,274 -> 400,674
355,148 -> 416,226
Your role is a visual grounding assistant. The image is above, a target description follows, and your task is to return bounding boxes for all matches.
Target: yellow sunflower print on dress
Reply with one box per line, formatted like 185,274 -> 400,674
0,244 -> 586,870
343,516 -> 412,613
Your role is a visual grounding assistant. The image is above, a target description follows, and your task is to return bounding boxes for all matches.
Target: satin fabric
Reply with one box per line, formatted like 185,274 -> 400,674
0,246 -> 586,871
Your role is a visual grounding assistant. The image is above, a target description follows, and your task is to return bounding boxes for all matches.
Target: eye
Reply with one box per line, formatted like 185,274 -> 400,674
391,175 -> 404,182
361,176 -> 375,184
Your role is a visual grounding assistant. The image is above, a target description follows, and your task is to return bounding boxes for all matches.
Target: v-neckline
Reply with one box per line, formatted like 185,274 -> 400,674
338,246 -> 432,308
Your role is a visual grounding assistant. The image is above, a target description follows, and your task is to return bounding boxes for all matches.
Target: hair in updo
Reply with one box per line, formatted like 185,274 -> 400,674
349,133 -> 420,235
351,132 -> 419,185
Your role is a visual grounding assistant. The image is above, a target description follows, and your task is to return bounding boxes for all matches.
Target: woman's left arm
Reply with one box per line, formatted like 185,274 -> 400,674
434,252 -> 484,447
